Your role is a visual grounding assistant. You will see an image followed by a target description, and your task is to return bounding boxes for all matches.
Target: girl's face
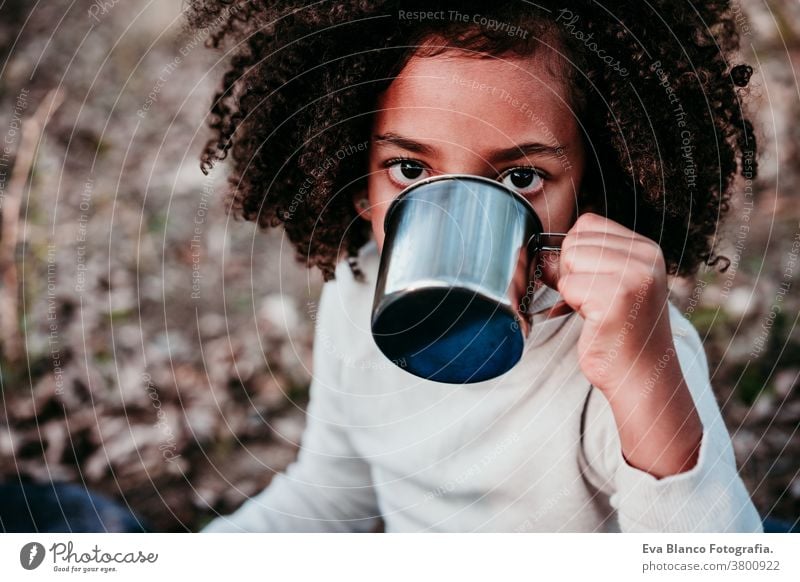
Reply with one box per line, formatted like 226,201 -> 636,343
361,45 -> 586,284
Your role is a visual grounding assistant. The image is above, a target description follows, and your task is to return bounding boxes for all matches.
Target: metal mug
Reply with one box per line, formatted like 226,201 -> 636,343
370,174 -> 566,384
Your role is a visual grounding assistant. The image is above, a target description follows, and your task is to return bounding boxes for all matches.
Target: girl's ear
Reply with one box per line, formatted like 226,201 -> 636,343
353,189 -> 372,220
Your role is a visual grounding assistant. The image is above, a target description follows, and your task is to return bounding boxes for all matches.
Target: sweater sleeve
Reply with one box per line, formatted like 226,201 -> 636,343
578,304 -> 763,532
201,279 -> 382,532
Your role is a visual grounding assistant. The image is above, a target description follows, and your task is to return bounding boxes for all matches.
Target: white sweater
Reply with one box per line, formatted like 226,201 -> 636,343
203,240 -> 762,533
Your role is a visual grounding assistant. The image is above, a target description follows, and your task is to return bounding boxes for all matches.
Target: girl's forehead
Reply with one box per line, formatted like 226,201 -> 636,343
373,50 -> 579,149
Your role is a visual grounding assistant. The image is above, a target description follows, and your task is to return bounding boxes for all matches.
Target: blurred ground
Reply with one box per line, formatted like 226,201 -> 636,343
0,0 -> 798,531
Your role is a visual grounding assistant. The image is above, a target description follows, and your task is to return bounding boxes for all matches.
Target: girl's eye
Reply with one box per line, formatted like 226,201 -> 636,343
499,167 -> 544,196
387,159 -> 430,187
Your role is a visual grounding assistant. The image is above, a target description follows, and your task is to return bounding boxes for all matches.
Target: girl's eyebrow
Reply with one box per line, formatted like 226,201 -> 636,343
372,132 -> 436,155
373,132 -> 566,162
493,142 -> 567,163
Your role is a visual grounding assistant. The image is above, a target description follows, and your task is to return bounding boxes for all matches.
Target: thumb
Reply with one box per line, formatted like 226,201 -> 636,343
532,249 -> 561,291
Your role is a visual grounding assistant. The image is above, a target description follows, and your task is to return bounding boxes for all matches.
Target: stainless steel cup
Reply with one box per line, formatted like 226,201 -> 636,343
371,174 -> 565,384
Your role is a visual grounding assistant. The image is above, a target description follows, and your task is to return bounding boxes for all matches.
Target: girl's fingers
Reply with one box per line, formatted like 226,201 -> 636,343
559,244 -> 649,277
556,273 -> 622,312
561,232 -> 658,259
571,213 -> 635,236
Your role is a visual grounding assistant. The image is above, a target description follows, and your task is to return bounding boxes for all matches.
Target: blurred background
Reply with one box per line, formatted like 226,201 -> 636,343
0,0 -> 797,532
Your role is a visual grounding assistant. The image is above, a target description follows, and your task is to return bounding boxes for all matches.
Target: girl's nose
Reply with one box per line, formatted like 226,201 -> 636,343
427,155 -> 503,181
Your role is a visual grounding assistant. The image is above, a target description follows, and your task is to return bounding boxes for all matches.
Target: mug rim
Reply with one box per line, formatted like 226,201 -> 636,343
382,173 -> 542,235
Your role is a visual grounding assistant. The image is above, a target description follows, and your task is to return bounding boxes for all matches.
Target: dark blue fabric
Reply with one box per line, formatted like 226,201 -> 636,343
762,517 -> 800,533
0,481 -> 148,533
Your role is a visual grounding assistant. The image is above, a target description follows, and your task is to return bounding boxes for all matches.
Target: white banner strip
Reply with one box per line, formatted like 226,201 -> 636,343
1,533 -> 798,580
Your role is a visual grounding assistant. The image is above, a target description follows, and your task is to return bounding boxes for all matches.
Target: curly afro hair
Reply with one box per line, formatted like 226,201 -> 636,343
187,0 -> 756,282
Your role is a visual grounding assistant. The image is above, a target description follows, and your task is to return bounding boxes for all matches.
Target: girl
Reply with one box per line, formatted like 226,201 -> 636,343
191,0 -> 762,532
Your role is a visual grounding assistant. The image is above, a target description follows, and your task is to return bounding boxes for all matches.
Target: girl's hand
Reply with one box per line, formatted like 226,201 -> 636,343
556,213 -> 702,477
557,213 -> 672,393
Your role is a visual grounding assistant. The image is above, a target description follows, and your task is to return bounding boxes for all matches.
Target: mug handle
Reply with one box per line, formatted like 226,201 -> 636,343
528,232 -> 567,253
525,232 -> 573,317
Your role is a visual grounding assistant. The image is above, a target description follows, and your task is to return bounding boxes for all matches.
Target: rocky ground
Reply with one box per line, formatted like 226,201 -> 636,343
0,0 -> 798,531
